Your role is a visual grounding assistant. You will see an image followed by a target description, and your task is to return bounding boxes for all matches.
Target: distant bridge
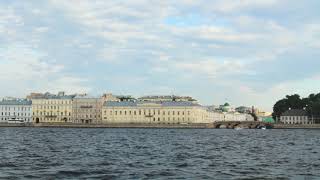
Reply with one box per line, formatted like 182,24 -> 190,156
209,121 -> 274,129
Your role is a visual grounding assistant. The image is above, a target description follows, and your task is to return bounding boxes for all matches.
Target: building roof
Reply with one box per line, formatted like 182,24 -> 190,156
138,95 -> 196,101
0,99 -> 32,105
281,109 -> 308,116
104,101 -> 201,107
30,92 -> 76,100
74,94 -> 98,99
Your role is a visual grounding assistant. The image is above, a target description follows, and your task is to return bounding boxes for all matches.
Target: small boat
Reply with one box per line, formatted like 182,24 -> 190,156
234,127 -> 243,130
261,126 -> 266,130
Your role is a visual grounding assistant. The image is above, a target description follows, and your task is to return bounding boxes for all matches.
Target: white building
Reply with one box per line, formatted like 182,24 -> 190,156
0,98 -> 32,123
221,112 -> 254,122
280,109 -> 310,124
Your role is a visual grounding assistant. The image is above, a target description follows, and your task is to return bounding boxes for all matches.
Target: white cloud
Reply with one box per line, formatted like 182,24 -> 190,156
37,77 -> 91,94
34,26 -> 49,33
1,0 -> 319,110
0,6 -> 24,38
0,44 -> 90,97
212,0 -> 279,13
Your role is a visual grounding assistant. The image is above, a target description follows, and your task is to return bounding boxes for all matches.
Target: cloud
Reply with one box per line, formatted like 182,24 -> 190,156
0,44 -> 90,96
1,0 -> 320,111
213,0 -> 278,13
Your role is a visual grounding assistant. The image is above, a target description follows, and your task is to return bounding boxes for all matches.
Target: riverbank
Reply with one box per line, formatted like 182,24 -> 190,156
0,123 -> 209,129
1,123 -> 320,129
273,124 -> 320,129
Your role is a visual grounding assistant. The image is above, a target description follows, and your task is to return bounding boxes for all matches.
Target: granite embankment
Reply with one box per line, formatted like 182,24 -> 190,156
0,123 -> 209,128
1,123 -> 320,129
273,124 -> 320,129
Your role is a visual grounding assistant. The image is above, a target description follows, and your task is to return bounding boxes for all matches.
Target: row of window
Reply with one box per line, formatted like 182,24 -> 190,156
33,100 -> 72,105
282,116 -> 308,121
74,109 -> 101,113
104,117 -> 192,122
284,121 -> 310,125
33,117 -> 71,121
1,112 -> 31,116
74,114 -> 100,119
0,118 -> 31,121
0,106 -> 31,111
104,110 -> 191,116
33,112 -> 71,116
33,105 -> 71,110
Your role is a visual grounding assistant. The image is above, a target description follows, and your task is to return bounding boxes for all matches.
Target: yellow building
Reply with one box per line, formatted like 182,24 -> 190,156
31,92 -> 75,124
102,101 -> 211,124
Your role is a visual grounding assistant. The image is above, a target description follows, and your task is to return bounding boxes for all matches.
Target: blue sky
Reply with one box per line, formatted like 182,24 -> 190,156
1,0 -> 320,111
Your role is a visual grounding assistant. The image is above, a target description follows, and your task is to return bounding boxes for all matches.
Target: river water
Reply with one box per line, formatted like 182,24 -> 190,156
0,128 -> 319,179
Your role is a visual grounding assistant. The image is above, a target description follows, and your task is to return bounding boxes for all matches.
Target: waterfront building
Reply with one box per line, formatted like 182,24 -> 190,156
102,101 -> 211,124
31,92 -> 75,123
72,94 -> 103,124
0,97 -> 32,123
280,109 -> 310,124
206,110 -> 225,122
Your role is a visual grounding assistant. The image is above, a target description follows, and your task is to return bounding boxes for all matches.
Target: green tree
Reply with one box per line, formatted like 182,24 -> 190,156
273,93 -> 320,120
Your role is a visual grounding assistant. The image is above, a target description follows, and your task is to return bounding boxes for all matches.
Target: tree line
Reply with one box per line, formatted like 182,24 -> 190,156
273,93 -> 320,119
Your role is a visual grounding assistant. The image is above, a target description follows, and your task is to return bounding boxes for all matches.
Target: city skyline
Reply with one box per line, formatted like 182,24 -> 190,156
1,1 -> 320,111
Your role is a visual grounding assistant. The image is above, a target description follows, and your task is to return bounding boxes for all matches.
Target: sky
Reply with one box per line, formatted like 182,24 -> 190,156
0,0 -> 320,111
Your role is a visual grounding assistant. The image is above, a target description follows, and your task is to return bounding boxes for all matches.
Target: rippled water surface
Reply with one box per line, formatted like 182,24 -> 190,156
0,128 -> 319,179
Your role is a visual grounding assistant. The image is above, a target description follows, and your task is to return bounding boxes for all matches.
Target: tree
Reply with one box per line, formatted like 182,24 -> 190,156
273,93 -> 320,120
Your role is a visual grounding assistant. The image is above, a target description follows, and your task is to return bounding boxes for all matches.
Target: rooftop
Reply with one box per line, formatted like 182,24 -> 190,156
0,98 -> 32,106
104,101 -> 201,107
30,92 -> 76,100
74,94 -> 99,99
281,109 -> 308,116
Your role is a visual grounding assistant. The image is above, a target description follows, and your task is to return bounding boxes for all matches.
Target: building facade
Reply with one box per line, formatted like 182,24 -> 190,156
222,112 -> 254,121
72,94 -> 103,124
0,98 -> 32,123
102,101 -> 211,124
280,109 -> 310,124
31,92 -> 75,123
